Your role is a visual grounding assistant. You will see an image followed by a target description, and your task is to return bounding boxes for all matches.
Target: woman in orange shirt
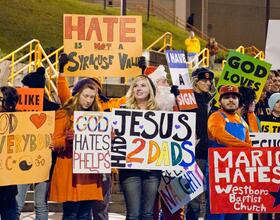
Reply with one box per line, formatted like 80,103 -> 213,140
49,79 -> 103,219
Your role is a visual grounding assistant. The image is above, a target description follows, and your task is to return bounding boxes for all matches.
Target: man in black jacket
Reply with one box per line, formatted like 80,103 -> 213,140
186,67 -> 215,220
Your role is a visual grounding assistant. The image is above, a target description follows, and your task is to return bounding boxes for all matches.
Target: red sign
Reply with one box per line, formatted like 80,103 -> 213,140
16,88 -> 44,111
209,147 -> 280,213
176,89 -> 197,110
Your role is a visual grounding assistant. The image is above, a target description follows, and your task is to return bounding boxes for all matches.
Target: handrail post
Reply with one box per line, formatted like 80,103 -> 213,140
29,43 -> 32,73
11,53 -> 15,84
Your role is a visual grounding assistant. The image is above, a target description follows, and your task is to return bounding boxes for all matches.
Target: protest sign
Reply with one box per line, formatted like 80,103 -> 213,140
16,88 -> 44,111
260,121 -> 280,133
214,51 -> 271,106
159,162 -> 205,213
209,147 -> 280,213
111,109 -> 196,170
63,14 -> 142,77
165,50 -> 197,110
0,111 -> 54,186
265,20 -> 280,70
250,133 -> 280,147
73,111 -> 112,173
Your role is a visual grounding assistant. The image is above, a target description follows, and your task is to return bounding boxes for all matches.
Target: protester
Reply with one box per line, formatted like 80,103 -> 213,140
57,53 -> 125,219
255,71 -> 276,117
206,85 -> 252,220
0,86 -> 19,220
238,86 -> 261,132
185,31 -> 201,68
118,75 -> 161,220
206,38 -> 218,70
270,71 -> 280,93
16,67 -> 60,220
185,67 -> 215,220
141,65 -> 184,220
49,78 -> 103,219
259,92 -> 280,123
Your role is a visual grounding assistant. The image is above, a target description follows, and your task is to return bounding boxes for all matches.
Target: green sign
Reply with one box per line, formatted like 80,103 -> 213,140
214,51 -> 272,107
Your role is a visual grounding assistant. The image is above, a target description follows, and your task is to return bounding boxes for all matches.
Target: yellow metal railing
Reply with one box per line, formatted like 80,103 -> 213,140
146,32 -> 173,52
187,48 -> 209,70
222,45 -> 265,69
0,39 -> 41,84
222,46 -> 245,69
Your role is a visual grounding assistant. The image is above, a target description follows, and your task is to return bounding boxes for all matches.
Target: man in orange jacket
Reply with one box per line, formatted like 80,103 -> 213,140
206,85 -> 252,220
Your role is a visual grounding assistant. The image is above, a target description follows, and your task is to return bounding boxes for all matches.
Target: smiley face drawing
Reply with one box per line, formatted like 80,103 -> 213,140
19,156 -> 33,171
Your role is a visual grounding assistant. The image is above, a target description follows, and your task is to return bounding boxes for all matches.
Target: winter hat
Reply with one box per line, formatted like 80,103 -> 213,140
72,77 -> 102,96
145,65 -> 167,84
219,85 -> 240,99
192,67 -> 214,82
268,93 -> 280,111
22,67 -> 46,88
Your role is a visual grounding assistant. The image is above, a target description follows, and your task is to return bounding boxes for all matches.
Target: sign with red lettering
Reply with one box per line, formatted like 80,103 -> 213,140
73,111 -> 111,173
111,109 -> 196,170
209,147 -> 280,213
16,88 -> 44,111
63,14 -> 142,77
165,50 -> 197,110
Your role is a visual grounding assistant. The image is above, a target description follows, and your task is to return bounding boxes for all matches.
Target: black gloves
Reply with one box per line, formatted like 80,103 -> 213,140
138,56 -> 147,74
59,53 -> 69,73
170,85 -> 180,97
99,94 -> 110,103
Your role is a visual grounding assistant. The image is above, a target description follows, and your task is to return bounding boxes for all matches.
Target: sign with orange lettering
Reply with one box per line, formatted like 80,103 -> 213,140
16,88 -> 44,111
63,14 -> 142,77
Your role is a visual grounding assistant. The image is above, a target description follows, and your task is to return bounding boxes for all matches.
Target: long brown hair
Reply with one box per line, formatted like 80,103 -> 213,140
63,83 -> 101,116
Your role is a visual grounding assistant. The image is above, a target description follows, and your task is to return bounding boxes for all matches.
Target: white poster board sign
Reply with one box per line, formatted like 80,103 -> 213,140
265,20 -> 280,70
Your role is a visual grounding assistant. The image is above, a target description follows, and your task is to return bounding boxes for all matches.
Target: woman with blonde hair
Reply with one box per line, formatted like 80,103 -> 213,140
49,79 -> 103,220
118,75 -> 162,220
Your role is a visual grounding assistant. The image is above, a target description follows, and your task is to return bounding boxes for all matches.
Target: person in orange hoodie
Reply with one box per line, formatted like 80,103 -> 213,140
49,79 -> 103,219
206,85 -> 252,220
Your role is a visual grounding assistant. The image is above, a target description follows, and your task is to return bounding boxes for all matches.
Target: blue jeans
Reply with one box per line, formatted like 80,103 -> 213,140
63,201 -> 93,220
119,170 -> 161,220
16,182 -> 49,220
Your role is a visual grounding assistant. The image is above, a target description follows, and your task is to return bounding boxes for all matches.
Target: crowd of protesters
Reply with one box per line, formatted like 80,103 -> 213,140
0,47 -> 280,220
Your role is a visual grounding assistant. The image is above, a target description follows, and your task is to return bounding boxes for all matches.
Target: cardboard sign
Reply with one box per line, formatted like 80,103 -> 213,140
214,51 -> 271,106
209,147 -> 280,213
111,109 -> 196,170
73,111 -> 112,173
63,14 -> 142,77
159,162 -> 205,214
265,20 -> 280,70
16,88 -> 44,111
165,50 -> 197,110
176,89 -> 197,110
0,111 -> 54,186
250,133 -> 280,147
260,121 -> 280,133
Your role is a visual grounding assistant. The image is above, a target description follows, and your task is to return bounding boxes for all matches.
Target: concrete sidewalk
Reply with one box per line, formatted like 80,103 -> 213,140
21,212 -> 125,220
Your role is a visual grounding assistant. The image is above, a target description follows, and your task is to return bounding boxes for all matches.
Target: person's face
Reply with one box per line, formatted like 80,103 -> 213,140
157,78 -> 169,87
78,86 -> 97,110
0,91 -> 4,112
273,100 -> 280,114
219,94 -> 239,113
133,79 -> 150,102
271,76 -> 280,92
196,79 -> 212,93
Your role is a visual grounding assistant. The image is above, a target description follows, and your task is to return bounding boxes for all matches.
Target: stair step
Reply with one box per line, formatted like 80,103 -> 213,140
109,201 -> 126,214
